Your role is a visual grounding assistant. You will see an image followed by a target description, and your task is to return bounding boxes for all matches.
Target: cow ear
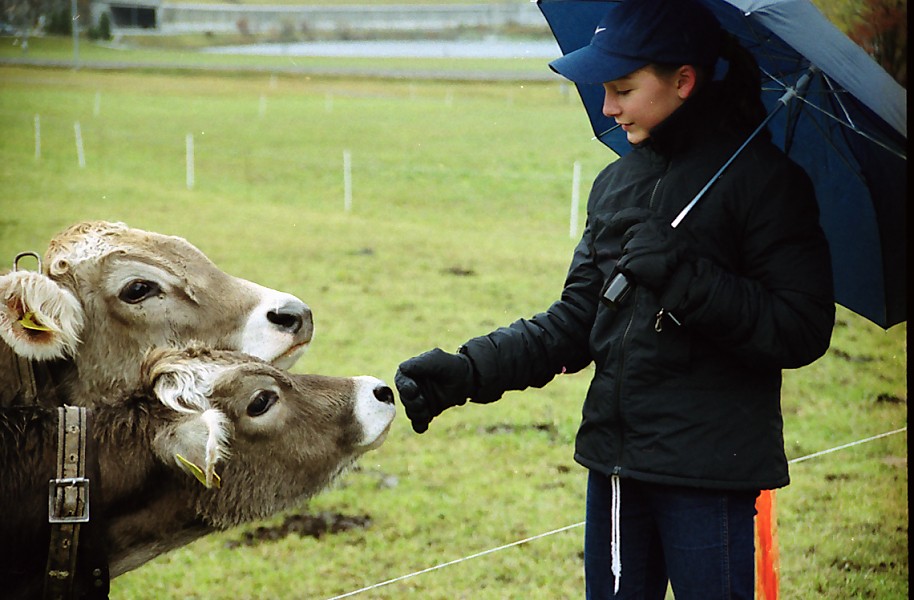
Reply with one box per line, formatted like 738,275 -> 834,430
0,270 -> 84,361
150,359 -> 232,489
153,409 -> 231,489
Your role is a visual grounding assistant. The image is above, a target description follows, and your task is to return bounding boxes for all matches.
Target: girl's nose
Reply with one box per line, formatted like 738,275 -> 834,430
602,91 -> 620,118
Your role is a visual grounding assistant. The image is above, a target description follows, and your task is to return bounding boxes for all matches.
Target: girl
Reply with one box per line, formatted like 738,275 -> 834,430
395,0 -> 835,597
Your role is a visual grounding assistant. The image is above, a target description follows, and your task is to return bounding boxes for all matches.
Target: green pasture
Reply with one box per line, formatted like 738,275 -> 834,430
0,64 -> 907,599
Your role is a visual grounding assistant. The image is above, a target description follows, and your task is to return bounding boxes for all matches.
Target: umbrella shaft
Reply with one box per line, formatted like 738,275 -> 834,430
670,67 -> 817,229
606,68 -> 818,311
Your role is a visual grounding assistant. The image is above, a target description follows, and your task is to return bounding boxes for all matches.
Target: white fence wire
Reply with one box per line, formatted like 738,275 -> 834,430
325,427 -> 907,600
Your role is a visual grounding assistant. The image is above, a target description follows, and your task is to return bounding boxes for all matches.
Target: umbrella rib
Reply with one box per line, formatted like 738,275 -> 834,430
794,95 -> 907,161
821,72 -> 857,130
594,123 -> 622,141
798,103 -> 866,183
759,65 -> 906,161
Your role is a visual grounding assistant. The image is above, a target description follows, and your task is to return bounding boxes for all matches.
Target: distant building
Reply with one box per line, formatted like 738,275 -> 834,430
87,2 -> 546,35
90,0 -> 161,30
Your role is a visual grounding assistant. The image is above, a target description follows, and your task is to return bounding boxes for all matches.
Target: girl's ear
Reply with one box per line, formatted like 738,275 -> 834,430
676,65 -> 699,100
0,270 -> 84,361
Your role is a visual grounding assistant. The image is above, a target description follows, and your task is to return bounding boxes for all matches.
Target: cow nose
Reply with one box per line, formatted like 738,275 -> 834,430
374,385 -> 394,405
267,300 -> 312,335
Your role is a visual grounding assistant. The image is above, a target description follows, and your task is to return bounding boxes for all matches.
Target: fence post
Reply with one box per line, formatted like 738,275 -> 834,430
186,133 -> 195,190
343,150 -> 352,212
74,122 -> 85,168
570,161 -> 581,238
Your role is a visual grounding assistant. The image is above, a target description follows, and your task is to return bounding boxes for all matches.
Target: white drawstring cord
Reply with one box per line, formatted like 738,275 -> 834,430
611,474 -> 622,594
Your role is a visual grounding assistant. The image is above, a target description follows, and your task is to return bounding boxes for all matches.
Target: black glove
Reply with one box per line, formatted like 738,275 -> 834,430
611,212 -> 688,293
395,348 -> 474,433
605,207 -> 655,237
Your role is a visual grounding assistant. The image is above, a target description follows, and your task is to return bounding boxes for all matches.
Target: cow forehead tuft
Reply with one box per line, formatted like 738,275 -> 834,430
46,221 -> 130,271
45,221 -> 209,276
154,358 -> 232,414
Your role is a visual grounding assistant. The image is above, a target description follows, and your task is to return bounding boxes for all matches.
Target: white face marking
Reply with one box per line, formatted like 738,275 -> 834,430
239,281 -> 313,369
351,376 -> 396,448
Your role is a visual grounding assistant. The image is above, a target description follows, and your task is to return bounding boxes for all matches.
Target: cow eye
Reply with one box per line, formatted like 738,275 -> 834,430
247,390 -> 279,417
118,279 -> 161,304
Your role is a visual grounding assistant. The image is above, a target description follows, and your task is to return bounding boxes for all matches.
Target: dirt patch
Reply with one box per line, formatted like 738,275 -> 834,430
875,393 -> 905,404
226,511 -> 372,549
830,348 -> 875,363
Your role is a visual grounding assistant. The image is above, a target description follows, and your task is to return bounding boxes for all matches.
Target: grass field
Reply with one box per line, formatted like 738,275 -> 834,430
0,35 -> 553,78
0,60 -> 907,599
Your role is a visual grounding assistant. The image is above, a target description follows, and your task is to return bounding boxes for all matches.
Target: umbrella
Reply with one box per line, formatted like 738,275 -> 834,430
537,0 -> 907,329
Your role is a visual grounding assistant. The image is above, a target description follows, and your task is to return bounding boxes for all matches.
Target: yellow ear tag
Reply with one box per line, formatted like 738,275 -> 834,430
175,453 -> 222,489
19,312 -> 53,332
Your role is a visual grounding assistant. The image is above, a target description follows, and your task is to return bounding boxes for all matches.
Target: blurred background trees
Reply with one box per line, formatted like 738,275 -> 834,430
813,0 -> 906,85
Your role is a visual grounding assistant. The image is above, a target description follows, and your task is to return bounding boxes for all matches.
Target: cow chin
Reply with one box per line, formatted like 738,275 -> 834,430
269,341 -> 309,370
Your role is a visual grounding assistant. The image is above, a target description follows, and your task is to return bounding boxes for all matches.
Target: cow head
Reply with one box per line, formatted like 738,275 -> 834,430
142,345 -> 395,526
0,221 -> 313,406
0,343 -> 397,585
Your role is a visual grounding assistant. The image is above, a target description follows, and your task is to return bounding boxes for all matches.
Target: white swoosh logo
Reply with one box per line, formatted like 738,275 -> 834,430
595,26 -> 607,34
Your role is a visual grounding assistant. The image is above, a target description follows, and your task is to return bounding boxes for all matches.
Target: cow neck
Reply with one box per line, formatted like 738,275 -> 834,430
44,406 -> 110,600
7,352 -> 66,409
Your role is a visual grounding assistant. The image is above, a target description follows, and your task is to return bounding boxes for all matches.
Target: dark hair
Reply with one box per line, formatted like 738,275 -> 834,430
718,33 -> 768,132
651,33 -> 768,136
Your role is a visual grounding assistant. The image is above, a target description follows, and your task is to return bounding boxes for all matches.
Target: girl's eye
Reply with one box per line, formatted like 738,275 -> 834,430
617,90 -> 632,96
118,280 -> 161,304
247,390 -> 279,417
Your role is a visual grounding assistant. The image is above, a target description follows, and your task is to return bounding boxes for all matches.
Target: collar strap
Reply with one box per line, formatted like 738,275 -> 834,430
16,355 -> 39,405
44,406 -> 110,599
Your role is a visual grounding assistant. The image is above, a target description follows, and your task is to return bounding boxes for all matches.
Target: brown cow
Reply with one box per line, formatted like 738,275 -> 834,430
1,221 -> 313,408
0,344 -> 396,598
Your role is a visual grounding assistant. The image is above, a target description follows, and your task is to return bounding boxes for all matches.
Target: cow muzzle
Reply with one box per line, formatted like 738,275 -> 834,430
352,376 -> 396,450
241,288 -> 314,369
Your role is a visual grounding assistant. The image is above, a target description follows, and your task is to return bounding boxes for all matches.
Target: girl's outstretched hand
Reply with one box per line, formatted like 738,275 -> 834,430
395,348 -> 474,433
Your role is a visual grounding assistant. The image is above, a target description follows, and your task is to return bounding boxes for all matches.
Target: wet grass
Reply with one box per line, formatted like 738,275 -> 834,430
0,65 -> 906,599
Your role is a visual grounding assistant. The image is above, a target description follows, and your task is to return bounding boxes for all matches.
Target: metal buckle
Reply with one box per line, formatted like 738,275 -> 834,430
48,477 -> 90,523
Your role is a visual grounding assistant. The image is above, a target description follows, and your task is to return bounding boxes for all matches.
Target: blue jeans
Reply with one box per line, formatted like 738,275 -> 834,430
584,471 -> 759,599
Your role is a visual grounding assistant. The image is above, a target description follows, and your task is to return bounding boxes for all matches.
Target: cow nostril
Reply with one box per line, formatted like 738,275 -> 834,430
267,301 -> 311,335
267,310 -> 301,332
374,385 -> 394,405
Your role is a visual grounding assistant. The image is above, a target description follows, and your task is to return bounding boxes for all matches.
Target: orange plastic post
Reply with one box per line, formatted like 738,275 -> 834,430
755,489 -> 780,600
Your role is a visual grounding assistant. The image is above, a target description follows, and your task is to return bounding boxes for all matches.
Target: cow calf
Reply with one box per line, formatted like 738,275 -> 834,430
0,344 -> 395,597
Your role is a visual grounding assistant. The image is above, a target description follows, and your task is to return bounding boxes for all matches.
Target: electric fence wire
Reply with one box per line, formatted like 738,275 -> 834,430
326,426 -> 907,600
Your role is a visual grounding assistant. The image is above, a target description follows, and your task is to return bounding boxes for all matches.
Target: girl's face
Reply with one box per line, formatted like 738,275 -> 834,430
602,65 -> 696,145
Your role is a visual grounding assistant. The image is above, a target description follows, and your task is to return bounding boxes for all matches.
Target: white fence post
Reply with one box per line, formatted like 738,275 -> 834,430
34,115 -> 41,160
74,121 -> 85,168
343,149 -> 352,212
186,133 -> 195,190
570,161 -> 581,238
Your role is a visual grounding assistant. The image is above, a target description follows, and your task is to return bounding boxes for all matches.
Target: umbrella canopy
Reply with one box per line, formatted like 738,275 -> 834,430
537,0 -> 907,329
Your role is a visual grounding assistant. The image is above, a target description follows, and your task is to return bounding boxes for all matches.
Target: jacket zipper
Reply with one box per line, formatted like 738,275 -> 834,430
612,164 -> 669,470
